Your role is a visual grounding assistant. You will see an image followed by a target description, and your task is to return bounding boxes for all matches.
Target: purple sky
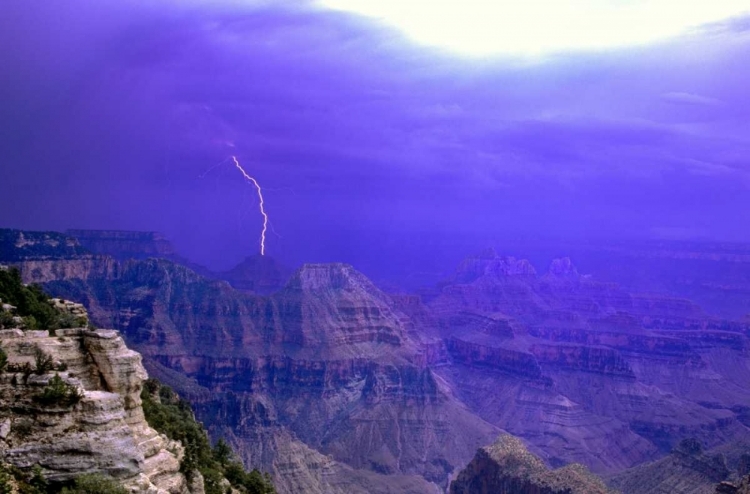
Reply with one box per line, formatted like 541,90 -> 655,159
1,1 -> 749,275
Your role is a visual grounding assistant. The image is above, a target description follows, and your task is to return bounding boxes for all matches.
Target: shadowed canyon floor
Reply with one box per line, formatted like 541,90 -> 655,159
2,229 -> 750,493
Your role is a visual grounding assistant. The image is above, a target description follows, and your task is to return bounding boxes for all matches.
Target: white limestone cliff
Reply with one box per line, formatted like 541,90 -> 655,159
0,327 -> 202,494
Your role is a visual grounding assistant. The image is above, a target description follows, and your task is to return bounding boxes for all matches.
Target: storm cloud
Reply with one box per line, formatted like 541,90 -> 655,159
1,1 -> 749,276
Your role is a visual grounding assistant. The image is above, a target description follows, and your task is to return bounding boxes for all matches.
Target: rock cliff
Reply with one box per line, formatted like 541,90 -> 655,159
4,231 -> 750,494
717,476 -> 750,494
26,257 -> 496,492
65,230 -> 177,261
552,239 -> 750,319
0,230 -> 90,262
0,327 -> 195,493
610,438 -> 750,494
218,255 -> 290,294
449,434 -> 612,494
430,250 -> 750,474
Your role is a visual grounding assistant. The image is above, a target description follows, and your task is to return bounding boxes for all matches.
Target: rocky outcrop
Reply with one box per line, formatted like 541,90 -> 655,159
546,257 -> 580,279
446,337 -> 544,379
218,255 -> 290,294
551,239 -> 750,319
451,249 -> 537,284
530,343 -> 635,378
611,438 -> 732,494
0,328 -> 196,493
24,258 -> 497,492
0,229 -> 90,262
717,476 -> 750,494
428,250 -> 750,476
714,451 -> 750,493
270,264 -> 408,351
0,229 -> 117,285
449,434 -> 612,494
66,230 -> 177,261
17,256 -> 119,285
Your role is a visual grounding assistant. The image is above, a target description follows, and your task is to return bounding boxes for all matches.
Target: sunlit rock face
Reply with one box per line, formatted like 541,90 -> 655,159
0,328 -> 192,493
4,232 -> 750,493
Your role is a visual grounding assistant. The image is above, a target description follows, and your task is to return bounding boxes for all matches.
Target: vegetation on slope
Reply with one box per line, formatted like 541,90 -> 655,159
33,374 -> 84,407
0,464 -> 52,494
141,378 -> 275,494
0,466 -> 128,494
1,273 -> 271,493
60,474 -> 128,494
0,267 -> 87,330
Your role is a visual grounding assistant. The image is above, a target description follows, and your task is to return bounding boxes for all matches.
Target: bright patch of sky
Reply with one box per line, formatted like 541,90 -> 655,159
318,0 -> 750,56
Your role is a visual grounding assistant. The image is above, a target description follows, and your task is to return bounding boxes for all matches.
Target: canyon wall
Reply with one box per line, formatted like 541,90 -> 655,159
0,327 -> 196,493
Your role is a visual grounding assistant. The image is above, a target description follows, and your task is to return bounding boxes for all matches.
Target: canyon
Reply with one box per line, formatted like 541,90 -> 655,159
2,228 -> 750,493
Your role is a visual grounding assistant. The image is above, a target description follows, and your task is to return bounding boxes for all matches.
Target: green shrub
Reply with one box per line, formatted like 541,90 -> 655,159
213,439 -> 233,466
199,467 -> 224,494
33,374 -> 83,407
21,362 -> 33,381
141,380 -> 213,473
0,269 -> 56,330
0,468 -> 13,494
0,347 -> 7,373
11,419 -> 33,439
0,464 -> 45,494
0,267 -> 88,331
0,311 -> 15,329
21,316 -> 38,330
61,474 -> 129,494
224,463 -> 276,494
33,347 -> 54,375
57,313 -> 76,329
56,313 -> 88,330
26,466 -> 47,494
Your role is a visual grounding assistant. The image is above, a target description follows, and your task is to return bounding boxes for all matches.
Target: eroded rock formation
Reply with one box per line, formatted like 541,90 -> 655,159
449,434 -> 612,494
65,230 -> 177,261
0,328 -> 195,493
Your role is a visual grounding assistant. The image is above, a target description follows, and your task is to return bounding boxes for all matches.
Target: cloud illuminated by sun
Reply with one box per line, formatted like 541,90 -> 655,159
317,0 -> 750,56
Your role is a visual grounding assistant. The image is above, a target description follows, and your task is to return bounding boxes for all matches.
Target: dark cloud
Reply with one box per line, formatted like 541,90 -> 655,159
0,1 -> 749,275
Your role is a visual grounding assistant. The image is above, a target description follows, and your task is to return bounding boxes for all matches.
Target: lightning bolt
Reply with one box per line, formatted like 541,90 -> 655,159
199,155 -> 271,255
230,156 -> 269,256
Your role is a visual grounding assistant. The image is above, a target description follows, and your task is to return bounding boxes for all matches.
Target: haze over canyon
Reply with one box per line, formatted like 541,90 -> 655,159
2,1 -> 750,493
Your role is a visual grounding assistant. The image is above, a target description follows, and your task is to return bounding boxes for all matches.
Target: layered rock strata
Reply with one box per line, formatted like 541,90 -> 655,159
0,328 -> 196,493
65,230 -> 176,261
5,231 -> 750,494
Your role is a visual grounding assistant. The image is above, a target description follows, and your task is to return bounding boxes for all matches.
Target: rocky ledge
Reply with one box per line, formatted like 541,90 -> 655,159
718,476 -> 750,494
0,328 -> 199,493
449,434 -> 612,494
